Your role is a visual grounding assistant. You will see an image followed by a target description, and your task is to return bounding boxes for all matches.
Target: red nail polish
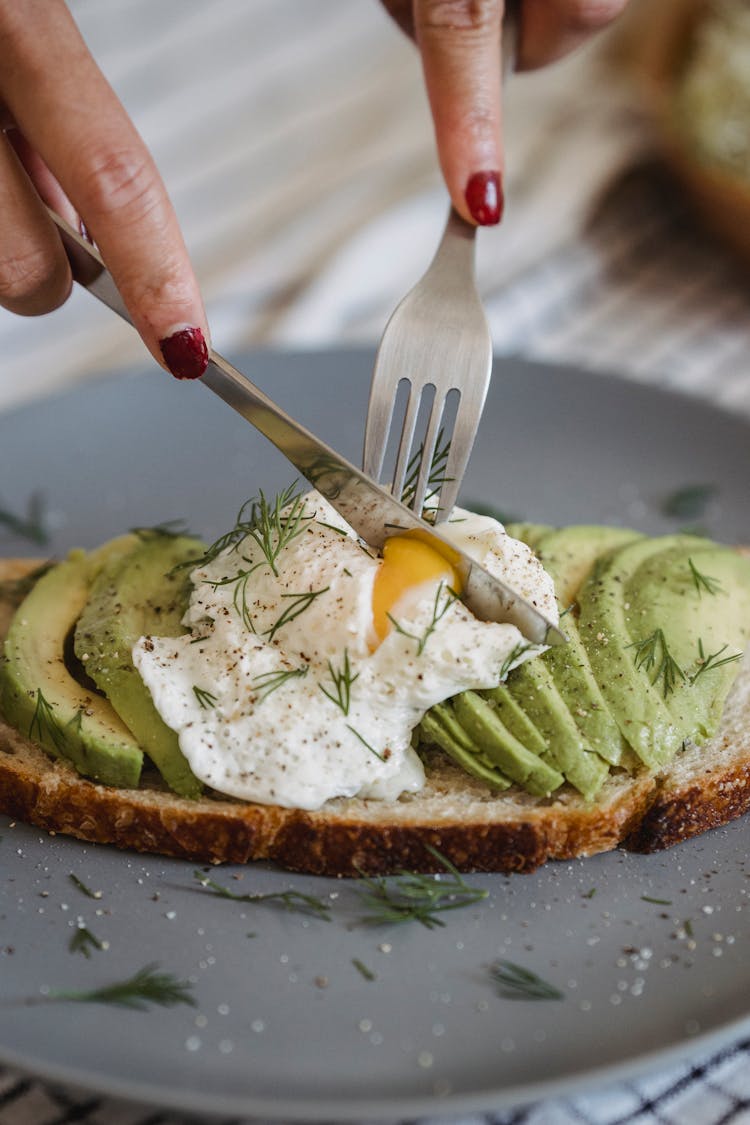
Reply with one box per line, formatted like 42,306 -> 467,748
465,171 -> 503,226
159,326 -> 208,381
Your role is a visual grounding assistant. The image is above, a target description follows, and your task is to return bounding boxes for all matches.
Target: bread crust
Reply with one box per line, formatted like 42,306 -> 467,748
2,559 -> 749,875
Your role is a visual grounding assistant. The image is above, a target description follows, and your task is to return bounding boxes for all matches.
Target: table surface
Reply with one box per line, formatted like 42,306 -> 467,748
1,3 -> 750,1123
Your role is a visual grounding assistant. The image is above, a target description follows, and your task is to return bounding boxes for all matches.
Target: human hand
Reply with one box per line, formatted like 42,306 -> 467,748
380,0 -> 629,225
0,0 -> 208,379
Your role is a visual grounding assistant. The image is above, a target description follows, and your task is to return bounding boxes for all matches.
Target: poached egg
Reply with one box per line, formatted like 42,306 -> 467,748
133,491 -> 556,810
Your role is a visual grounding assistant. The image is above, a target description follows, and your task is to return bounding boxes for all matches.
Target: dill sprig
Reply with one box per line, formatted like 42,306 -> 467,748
175,483 -> 309,575
401,430 -> 453,513
690,639 -> 744,684
355,845 -> 488,929
688,558 -> 724,597
28,688 -> 66,753
489,959 -> 564,1001
69,926 -> 105,958
661,483 -> 716,520
265,586 -> 329,642
319,649 -> 359,715
388,581 -> 459,656
345,723 -> 388,762
352,958 -> 376,981
500,641 -> 533,681
0,492 -> 49,545
627,628 -> 686,698
193,871 -> 332,921
193,685 -> 218,710
68,873 -> 102,900
44,963 -> 195,1010
252,665 -> 309,702
130,519 -> 193,541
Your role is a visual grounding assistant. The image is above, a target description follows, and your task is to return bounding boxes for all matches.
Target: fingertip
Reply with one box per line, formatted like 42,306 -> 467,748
464,170 -> 504,225
158,323 -> 209,381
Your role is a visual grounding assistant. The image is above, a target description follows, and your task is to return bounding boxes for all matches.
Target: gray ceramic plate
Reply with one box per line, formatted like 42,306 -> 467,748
1,351 -> 749,1122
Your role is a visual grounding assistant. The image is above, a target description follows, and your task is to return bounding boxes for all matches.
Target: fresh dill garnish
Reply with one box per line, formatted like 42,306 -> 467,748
245,488 -> 312,577
689,639 -> 744,684
489,960 -> 564,1001
69,926 -> 105,958
42,963 -> 195,1010
688,558 -> 723,597
0,492 -> 49,545
684,919 -> 694,938
265,586 -> 329,642
582,887 -> 597,899
661,483 -> 716,520
400,430 -> 453,513
345,724 -> 388,762
388,581 -> 458,657
252,665 -> 308,702
355,845 -> 488,929
68,873 -> 102,900
130,519 -> 193,541
192,871 -> 331,921
319,649 -> 359,716
627,628 -> 686,698
28,689 -> 66,752
352,958 -> 376,981
499,641 -> 533,681
641,895 -> 672,905
174,483 -> 310,575
192,685 -> 218,710
315,520 -> 348,536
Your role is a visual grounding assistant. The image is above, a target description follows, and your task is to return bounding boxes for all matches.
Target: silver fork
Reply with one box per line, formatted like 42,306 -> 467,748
363,10 -> 517,522
363,207 -> 492,521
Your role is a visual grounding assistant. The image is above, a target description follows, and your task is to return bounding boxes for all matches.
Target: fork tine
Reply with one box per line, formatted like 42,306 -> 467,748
410,393 -> 447,517
390,382 -> 426,504
436,380 -> 487,516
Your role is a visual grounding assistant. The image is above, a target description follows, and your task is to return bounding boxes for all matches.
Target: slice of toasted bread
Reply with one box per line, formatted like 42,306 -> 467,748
1,560 -> 749,875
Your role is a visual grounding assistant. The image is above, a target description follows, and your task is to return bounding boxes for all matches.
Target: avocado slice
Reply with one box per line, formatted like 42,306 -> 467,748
577,533 -> 711,769
0,538 -> 144,787
506,659 -> 610,799
535,526 -> 642,766
452,691 -> 564,796
418,703 -> 513,790
74,534 -> 205,799
620,540 -> 750,748
483,682 -> 548,756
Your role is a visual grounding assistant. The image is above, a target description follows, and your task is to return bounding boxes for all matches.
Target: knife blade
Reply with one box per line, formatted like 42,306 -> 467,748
49,209 -> 564,647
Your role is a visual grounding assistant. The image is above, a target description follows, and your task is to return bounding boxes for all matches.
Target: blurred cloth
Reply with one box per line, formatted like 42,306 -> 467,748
2,3 -> 750,1125
1,0 -> 748,415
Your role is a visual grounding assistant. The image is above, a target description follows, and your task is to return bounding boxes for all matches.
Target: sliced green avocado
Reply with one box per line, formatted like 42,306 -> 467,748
504,522 -> 554,553
418,703 -> 513,790
620,540 -> 750,749
452,691 -> 564,796
0,538 -> 144,787
483,682 -> 548,756
577,533 -> 710,769
505,659 -> 610,799
74,534 -> 204,799
535,525 -> 642,766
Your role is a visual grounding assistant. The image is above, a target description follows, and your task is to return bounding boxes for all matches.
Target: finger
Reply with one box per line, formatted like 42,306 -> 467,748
517,0 -> 627,70
0,1 -> 209,379
6,127 -> 80,231
0,131 -> 71,316
413,0 -> 504,226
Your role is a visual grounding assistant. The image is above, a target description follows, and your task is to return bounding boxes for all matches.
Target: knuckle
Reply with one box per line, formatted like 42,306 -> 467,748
420,0 -> 500,36
562,0 -> 627,35
0,244 -> 67,314
78,146 -> 160,226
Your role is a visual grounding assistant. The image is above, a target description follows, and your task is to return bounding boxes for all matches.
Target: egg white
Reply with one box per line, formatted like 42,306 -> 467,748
133,491 -> 557,810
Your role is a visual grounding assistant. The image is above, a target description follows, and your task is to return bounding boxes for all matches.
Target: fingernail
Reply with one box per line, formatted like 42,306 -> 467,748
465,171 -> 503,225
159,325 -> 208,381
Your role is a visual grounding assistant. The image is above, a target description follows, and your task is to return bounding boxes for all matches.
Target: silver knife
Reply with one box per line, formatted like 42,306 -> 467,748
49,210 -> 563,646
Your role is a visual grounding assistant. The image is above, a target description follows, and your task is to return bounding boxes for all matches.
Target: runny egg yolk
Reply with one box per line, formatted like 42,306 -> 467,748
371,536 -> 463,643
